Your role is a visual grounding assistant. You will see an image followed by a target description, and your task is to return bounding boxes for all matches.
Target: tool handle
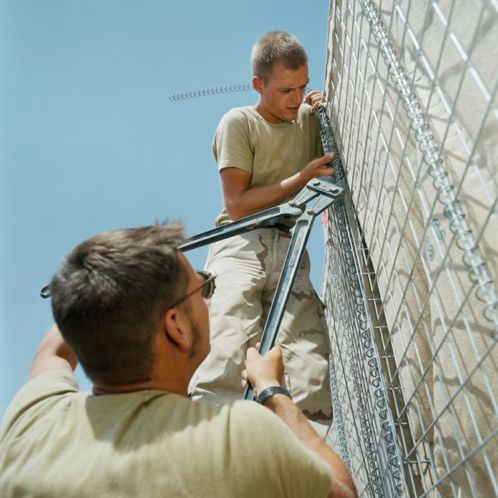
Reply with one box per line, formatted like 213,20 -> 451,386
244,384 -> 255,401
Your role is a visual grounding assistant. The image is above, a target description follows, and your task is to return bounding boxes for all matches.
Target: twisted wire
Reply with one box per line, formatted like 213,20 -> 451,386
318,106 -> 405,497
168,83 -> 252,102
327,341 -> 352,469
359,0 -> 498,336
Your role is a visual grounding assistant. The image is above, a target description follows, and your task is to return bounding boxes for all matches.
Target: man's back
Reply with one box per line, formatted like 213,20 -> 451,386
0,370 -> 331,498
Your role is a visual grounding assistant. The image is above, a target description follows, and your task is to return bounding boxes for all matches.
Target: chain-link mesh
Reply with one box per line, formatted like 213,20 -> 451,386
320,1 -> 498,496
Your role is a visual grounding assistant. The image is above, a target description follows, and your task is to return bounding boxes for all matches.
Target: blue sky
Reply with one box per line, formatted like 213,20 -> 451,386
0,0 -> 329,414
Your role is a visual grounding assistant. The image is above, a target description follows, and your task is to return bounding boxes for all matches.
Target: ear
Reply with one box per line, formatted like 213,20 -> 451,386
252,75 -> 264,95
162,308 -> 191,352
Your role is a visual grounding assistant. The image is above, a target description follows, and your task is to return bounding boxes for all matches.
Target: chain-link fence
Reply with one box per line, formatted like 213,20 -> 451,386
320,1 -> 498,496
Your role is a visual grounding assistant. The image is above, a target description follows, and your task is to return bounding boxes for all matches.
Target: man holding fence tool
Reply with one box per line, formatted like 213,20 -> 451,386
0,223 -> 356,498
189,31 -> 335,434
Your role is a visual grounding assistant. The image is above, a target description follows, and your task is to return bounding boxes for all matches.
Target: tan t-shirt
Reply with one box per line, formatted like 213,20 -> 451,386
213,105 -> 323,226
0,371 -> 331,498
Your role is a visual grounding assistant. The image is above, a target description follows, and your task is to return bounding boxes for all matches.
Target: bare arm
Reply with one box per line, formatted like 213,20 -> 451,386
243,346 -> 357,498
221,152 -> 335,220
28,324 -> 78,381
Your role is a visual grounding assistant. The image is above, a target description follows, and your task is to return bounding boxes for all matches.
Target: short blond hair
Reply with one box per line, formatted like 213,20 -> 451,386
251,31 -> 308,81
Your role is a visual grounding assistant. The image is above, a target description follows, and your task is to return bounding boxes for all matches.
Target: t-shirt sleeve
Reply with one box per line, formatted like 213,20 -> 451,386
229,401 -> 332,498
212,109 -> 254,174
1,370 -> 78,434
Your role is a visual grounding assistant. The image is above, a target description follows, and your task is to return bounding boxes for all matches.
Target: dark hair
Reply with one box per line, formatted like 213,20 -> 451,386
50,223 -> 187,386
251,31 -> 308,81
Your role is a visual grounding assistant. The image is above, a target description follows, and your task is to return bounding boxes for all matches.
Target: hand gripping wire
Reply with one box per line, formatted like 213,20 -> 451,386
180,178 -> 344,400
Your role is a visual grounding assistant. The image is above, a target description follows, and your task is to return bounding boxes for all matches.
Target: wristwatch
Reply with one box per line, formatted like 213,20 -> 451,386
255,386 -> 291,404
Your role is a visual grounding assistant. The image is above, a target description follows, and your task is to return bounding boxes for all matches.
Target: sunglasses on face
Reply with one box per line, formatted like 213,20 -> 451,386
169,270 -> 217,308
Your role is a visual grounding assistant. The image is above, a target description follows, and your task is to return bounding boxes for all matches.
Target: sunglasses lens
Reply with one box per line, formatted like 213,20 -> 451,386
201,283 -> 211,299
198,271 -> 215,299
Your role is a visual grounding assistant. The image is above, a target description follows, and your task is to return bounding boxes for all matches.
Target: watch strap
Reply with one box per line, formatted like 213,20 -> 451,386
255,386 -> 291,404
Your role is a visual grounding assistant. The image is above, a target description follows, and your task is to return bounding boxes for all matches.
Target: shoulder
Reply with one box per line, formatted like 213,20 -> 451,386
225,401 -> 332,496
185,398 -> 268,428
224,401 -> 312,457
226,401 -> 303,449
195,400 -> 293,443
220,106 -> 258,126
229,398 -> 283,423
221,106 -> 256,120
213,108 -> 257,165
1,370 -> 78,436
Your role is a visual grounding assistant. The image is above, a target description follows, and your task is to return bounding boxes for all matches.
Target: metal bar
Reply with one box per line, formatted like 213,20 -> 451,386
244,182 -> 343,400
179,204 -> 303,252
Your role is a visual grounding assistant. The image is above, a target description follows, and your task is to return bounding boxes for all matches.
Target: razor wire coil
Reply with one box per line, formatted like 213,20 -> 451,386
168,83 -> 252,101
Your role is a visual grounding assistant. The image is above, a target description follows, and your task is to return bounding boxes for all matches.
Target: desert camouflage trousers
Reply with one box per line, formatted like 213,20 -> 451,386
189,227 -> 332,426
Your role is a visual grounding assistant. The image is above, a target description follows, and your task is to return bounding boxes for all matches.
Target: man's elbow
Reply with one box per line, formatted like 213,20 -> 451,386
225,200 -> 245,221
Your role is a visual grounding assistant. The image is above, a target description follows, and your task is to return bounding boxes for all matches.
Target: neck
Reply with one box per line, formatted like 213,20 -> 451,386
93,376 -> 189,397
255,101 -> 286,124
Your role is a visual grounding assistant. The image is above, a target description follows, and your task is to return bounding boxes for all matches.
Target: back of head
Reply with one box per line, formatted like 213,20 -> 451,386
251,30 -> 308,81
49,223 -> 187,386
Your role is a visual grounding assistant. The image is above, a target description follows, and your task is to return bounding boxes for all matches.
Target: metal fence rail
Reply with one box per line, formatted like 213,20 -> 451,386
320,1 -> 498,496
